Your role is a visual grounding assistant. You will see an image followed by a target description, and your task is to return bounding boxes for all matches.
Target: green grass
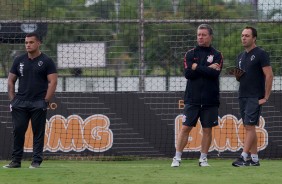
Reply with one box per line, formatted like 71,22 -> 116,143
0,159 -> 281,184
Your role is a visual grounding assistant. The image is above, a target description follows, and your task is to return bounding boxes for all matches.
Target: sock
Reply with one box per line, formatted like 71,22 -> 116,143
241,152 -> 248,161
251,154 -> 259,162
175,151 -> 182,160
200,152 -> 208,160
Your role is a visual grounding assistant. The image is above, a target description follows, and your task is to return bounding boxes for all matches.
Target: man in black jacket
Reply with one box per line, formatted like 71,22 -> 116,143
171,24 -> 223,167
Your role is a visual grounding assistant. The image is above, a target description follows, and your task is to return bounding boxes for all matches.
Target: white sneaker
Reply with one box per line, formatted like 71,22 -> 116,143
171,157 -> 181,167
199,157 -> 210,167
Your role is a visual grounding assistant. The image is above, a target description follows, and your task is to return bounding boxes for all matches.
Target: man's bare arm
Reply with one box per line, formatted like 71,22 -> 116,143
259,66 -> 273,105
7,73 -> 17,101
44,73 -> 58,102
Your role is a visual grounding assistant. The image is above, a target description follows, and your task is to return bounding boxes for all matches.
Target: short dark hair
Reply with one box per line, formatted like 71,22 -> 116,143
244,26 -> 257,38
25,33 -> 42,43
197,24 -> 213,35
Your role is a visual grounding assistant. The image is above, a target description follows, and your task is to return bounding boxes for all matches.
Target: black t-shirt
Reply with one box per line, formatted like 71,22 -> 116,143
10,53 -> 57,101
237,47 -> 270,98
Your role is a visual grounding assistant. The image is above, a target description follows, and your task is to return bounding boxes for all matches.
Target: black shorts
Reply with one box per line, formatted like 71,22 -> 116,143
239,97 -> 262,126
182,104 -> 219,128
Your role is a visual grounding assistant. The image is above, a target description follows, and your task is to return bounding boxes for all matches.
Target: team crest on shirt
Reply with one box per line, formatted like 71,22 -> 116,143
207,55 -> 214,63
251,55 -> 255,61
38,61 -> 43,66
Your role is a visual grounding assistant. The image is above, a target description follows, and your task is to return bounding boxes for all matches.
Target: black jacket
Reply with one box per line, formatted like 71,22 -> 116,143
183,45 -> 223,105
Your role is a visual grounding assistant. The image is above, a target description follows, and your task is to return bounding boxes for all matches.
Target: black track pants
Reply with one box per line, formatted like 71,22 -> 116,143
10,99 -> 47,163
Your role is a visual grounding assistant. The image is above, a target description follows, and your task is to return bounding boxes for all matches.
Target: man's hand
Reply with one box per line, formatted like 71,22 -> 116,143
208,63 -> 221,71
192,63 -> 198,70
259,98 -> 268,105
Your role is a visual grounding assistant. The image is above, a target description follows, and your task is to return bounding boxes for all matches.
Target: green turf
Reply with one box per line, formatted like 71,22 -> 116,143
0,159 -> 281,184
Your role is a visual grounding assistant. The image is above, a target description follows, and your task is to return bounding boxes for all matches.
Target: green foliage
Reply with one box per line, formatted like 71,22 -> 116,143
20,0 -> 48,19
144,23 -> 196,76
256,24 -> 282,75
0,0 -> 281,77
219,23 -> 282,75
218,24 -> 243,70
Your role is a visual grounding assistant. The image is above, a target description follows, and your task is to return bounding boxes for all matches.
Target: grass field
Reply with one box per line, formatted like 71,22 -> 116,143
0,159 -> 281,184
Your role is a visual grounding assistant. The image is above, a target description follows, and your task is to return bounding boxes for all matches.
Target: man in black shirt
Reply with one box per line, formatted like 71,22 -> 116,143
3,33 -> 57,169
232,26 -> 273,167
171,24 -> 223,167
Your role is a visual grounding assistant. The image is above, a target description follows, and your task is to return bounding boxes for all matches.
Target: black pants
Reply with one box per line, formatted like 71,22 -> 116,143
10,98 -> 47,164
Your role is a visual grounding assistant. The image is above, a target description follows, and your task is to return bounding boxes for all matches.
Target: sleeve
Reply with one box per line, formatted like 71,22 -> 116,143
260,50 -> 270,68
46,58 -> 57,75
9,58 -> 19,76
195,51 -> 223,79
184,50 -> 200,79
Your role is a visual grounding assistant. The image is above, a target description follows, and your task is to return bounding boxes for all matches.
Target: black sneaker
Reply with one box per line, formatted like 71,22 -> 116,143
246,160 -> 260,166
29,162 -> 41,169
3,161 -> 21,168
232,156 -> 247,167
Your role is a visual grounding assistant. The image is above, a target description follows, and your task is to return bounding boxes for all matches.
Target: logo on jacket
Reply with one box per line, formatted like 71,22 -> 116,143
207,55 -> 214,63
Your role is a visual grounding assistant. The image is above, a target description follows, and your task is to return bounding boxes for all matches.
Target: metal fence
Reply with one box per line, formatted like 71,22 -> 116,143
0,0 -> 282,159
